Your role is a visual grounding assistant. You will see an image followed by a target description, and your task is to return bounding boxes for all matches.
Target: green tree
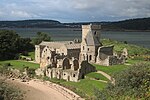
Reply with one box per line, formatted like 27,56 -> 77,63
0,30 -> 34,60
0,30 -> 20,60
95,63 -> 150,100
18,38 -> 34,52
32,32 -> 51,45
0,79 -> 23,100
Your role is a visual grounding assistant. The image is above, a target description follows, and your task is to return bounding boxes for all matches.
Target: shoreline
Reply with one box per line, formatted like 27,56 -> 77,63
6,78 -> 83,100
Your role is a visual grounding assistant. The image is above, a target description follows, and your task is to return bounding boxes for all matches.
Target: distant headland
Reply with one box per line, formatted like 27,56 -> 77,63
0,17 -> 150,31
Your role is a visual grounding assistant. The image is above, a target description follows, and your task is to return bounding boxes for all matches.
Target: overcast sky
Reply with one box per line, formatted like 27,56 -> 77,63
0,0 -> 150,22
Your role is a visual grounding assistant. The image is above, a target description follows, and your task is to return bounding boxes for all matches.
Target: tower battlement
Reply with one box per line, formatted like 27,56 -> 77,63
82,24 -> 101,30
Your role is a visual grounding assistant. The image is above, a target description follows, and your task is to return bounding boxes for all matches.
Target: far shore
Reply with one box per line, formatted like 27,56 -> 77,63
0,27 -> 150,32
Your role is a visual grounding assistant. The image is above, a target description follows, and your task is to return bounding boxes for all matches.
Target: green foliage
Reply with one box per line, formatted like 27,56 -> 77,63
0,30 -> 20,60
26,67 -> 36,78
32,32 -> 51,45
18,38 -> 34,52
95,63 -> 150,100
0,30 -> 34,60
21,51 -> 35,60
0,79 -> 24,100
28,52 -> 35,60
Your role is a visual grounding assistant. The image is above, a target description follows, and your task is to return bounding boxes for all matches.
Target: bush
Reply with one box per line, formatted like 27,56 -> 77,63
2,63 -> 11,67
95,63 -> 150,100
0,79 -> 24,100
27,68 -> 35,78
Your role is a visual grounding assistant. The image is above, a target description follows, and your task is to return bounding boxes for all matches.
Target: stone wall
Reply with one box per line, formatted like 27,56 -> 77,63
79,61 -> 96,79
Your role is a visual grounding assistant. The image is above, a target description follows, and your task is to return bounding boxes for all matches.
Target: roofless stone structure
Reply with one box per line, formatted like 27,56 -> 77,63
35,24 -> 127,82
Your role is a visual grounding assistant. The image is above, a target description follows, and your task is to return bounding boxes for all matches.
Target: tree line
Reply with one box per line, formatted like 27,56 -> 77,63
0,30 -> 51,60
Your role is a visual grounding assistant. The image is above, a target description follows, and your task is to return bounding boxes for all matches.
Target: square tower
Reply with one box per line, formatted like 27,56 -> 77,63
80,24 -> 102,63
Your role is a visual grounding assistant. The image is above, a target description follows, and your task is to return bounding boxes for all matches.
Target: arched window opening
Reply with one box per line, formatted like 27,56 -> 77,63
89,55 -> 92,61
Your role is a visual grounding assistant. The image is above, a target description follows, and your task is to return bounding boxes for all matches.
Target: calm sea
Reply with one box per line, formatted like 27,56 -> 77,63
2,28 -> 150,48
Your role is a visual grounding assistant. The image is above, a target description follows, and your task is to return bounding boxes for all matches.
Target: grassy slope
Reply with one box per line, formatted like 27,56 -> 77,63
94,64 -> 129,75
101,39 -> 150,56
86,72 -> 109,81
0,60 -> 39,70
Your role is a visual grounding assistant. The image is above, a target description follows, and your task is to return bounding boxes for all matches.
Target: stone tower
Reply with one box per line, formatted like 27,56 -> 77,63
80,24 -> 102,63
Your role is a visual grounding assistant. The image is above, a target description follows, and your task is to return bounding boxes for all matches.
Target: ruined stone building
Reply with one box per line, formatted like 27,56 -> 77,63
35,24 -> 127,82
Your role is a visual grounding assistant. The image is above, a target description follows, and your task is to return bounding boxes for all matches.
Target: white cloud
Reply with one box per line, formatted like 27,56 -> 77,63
0,0 -> 149,22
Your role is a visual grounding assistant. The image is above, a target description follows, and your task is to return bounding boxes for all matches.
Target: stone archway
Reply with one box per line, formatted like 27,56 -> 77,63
62,57 -> 71,70
73,59 -> 79,71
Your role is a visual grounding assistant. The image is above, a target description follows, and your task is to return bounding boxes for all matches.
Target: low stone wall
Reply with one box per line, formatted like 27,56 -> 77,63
33,79 -> 84,100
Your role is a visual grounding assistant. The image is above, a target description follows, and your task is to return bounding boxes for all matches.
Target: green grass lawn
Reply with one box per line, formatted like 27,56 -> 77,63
94,64 -> 129,75
0,60 -> 39,70
62,78 -> 106,98
86,72 -> 109,81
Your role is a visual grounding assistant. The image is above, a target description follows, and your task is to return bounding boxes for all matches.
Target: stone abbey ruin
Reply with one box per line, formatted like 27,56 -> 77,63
35,24 -> 127,82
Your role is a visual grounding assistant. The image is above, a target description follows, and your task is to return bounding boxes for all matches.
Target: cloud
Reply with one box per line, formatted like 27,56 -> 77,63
0,0 -> 149,22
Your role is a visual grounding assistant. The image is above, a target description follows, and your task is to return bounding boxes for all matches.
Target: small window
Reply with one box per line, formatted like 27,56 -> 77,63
88,48 -> 89,51
89,55 -> 92,61
64,74 -> 66,76
73,74 -> 75,77
83,46 -> 84,50
47,57 -> 50,59
94,31 -> 96,35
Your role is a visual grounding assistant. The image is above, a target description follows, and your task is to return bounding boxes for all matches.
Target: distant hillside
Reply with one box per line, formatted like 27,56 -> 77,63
64,17 -> 150,31
0,17 -> 150,31
0,19 -> 64,28
102,17 -> 150,31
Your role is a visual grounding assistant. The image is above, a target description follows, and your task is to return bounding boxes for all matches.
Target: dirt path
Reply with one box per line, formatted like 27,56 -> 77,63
7,79 -> 83,100
96,71 -> 115,84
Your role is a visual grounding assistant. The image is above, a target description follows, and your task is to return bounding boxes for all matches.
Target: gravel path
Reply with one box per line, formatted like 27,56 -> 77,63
7,79 -> 83,100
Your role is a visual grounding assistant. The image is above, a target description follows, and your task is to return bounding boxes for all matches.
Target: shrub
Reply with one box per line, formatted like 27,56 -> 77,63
0,79 -> 24,100
95,63 -> 150,100
27,68 -> 35,78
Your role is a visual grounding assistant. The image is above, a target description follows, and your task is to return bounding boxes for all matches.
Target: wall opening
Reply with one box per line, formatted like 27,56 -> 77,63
87,55 -> 88,61
89,55 -> 92,61
73,59 -> 79,71
94,31 -> 97,35
62,58 -> 71,69
81,74 -> 84,79
73,74 -> 75,77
